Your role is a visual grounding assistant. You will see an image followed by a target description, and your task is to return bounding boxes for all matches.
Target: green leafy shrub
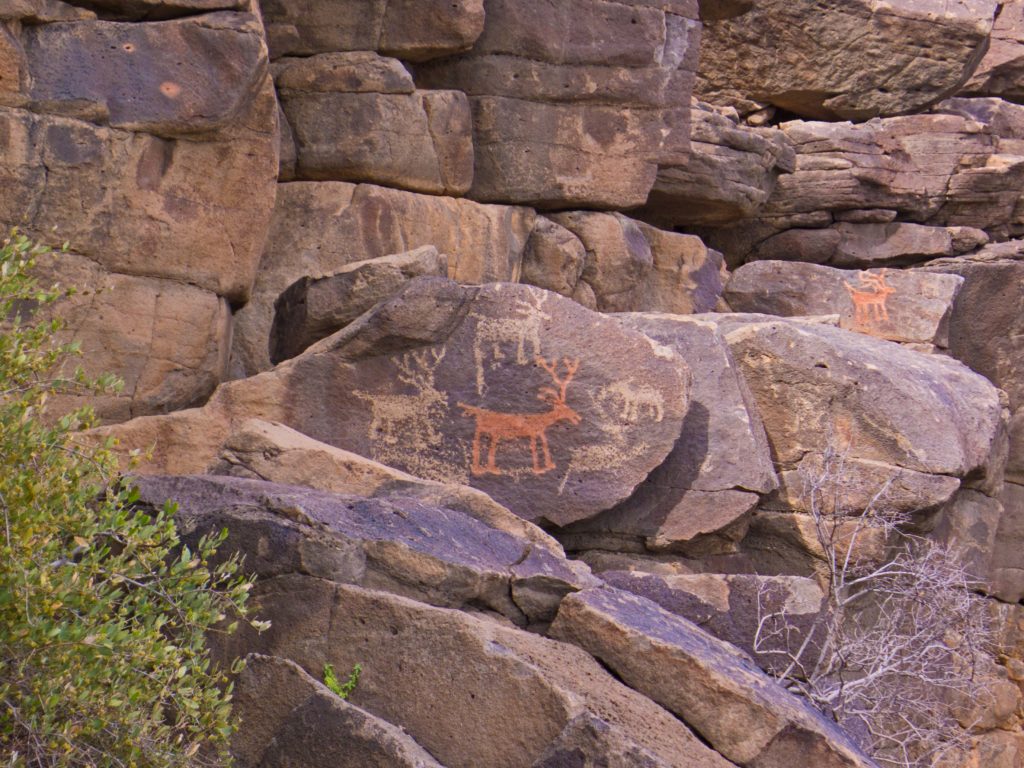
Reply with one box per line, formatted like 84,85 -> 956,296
0,232 -> 264,767
322,663 -> 361,700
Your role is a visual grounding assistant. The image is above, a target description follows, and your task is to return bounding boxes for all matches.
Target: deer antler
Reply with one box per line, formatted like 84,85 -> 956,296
859,270 -> 889,287
395,346 -> 446,387
535,356 -> 580,400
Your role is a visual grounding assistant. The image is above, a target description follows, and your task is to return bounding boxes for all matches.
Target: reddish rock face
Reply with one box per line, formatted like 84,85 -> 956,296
23,13 -> 268,135
962,0 -> 1024,102
106,279 -> 692,527
231,181 -> 535,376
726,260 -> 964,347
700,99 -> 1024,266
281,278 -> 692,527
545,212 -> 728,314
273,52 -> 474,194
698,0 -> 999,120
259,0 -> 485,61
413,0 -> 701,209
560,313 -> 776,556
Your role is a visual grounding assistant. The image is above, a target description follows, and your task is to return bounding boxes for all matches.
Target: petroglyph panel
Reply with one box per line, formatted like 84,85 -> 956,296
283,278 -> 692,526
725,261 -> 963,347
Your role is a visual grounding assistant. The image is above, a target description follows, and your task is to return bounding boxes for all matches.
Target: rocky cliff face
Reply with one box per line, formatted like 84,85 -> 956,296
5,0 -> 1024,765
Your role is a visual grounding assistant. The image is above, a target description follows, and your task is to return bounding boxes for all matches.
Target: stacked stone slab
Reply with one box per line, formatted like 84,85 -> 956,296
9,0 -> 1024,762
522,211 -> 728,314
693,98 -> 1024,268
698,0 -> 999,121
415,0 -> 702,209
0,0 -> 279,419
273,52 -> 473,194
962,0 -> 1024,102
637,98 -> 796,228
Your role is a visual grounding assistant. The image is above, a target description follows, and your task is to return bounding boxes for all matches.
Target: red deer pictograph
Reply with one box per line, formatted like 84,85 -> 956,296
458,357 -> 581,476
844,269 -> 895,326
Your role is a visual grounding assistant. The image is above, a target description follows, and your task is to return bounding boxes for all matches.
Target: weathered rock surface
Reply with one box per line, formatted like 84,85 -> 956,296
546,212 -> 727,314
749,222 -> 989,269
0,70 -> 278,303
232,654 -> 443,768
599,570 -> 825,671
464,96 -> 686,209
260,0 -> 485,61
560,313 -> 776,555
109,279 -> 693,528
269,245 -> 447,364
221,579 -> 734,768
697,0 -> 999,120
934,489 -> 1006,599
519,216 -> 592,307
701,99 -> 1024,265
274,53 -> 473,194
718,317 -> 1005,485
413,0 -> 701,209
638,100 -> 795,227
962,1 -> 1024,102
24,13 -> 267,136
134,474 -> 595,625
32,251 -> 230,421
549,586 -> 874,767
991,483 -> 1024,603
765,454 -> 962,521
211,418 -> 563,554
726,261 -> 963,347
231,181 -> 534,375
918,240 -> 1024,483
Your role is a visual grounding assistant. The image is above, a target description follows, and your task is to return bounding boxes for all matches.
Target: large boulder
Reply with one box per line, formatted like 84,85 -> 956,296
211,418 -> 563,553
961,0 -> 1024,102
637,99 -> 796,228
104,279 -> 693,527
726,261 -> 963,348
0,15 -> 279,303
259,0 -> 485,61
133,474 -> 595,625
698,0 -> 999,120
269,246 -> 448,364
701,100 -> 1024,265
232,654 -> 443,768
918,240 -> 1024,483
412,0 -> 701,209
560,313 -> 776,555
599,570 -> 826,672
717,316 -> 1005,507
220,579 -> 734,768
23,12 -> 267,135
549,586 -> 875,767
273,53 -> 473,194
231,181 -> 535,375
544,212 -> 727,313
32,251 -> 231,422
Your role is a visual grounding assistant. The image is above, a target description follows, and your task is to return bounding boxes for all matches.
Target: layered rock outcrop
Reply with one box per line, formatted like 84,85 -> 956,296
8,0 -> 1024,763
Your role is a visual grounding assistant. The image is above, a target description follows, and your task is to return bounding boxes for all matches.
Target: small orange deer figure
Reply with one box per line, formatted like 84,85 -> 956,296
844,269 -> 895,325
458,357 -> 581,476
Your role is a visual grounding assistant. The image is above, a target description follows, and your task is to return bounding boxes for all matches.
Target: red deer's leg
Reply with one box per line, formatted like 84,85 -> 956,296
486,435 -> 502,474
470,427 -> 483,475
539,431 -> 554,472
